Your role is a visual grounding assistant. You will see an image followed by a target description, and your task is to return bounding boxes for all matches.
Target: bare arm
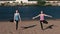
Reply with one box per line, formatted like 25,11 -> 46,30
14,13 -> 16,23
45,14 -> 52,18
19,13 -> 21,22
32,14 -> 40,19
14,13 -> 15,21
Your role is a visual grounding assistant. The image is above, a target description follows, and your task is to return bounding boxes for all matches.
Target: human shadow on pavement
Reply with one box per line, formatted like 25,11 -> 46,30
43,25 -> 54,30
21,25 -> 36,29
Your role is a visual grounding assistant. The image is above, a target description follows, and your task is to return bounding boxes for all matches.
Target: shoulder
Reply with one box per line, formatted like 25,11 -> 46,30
17,13 -> 20,15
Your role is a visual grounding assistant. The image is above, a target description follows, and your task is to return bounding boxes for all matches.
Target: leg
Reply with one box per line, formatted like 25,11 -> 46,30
43,20 -> 48,24
40,21 -> 43,30
16,21 -> 18,30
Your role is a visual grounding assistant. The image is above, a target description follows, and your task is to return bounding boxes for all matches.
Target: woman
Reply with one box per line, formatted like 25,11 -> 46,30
32,11 -> 52,30
14,10 -> 21,30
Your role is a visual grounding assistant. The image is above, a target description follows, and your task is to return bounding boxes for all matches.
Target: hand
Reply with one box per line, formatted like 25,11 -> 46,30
50,16 -> 53,18
14,21 -> 16,24
32,17 -> 35,19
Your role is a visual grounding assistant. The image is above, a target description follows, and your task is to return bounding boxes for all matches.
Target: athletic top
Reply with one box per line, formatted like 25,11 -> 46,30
40,14 -> 44,20
14,13 -> 20,21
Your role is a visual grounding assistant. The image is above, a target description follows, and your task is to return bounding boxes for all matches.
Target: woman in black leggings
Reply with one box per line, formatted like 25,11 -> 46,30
14,10 -> 21,30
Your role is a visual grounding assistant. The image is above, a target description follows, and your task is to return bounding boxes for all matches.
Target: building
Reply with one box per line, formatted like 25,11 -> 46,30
0,0 -> 37,4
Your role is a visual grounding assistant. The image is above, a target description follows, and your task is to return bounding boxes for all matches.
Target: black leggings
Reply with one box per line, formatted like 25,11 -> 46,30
15,20 -> 18,30
40,20 -> 48,30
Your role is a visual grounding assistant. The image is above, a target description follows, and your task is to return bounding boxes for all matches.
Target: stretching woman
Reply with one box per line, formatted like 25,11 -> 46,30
32,11 -> 52,30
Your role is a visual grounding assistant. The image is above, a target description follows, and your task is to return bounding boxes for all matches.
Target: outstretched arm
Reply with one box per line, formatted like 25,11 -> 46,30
45,14 -> 52,18
32,14 -> 40,19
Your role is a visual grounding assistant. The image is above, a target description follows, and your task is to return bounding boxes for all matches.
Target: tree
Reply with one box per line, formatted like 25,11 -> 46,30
37,0 -> 46,6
